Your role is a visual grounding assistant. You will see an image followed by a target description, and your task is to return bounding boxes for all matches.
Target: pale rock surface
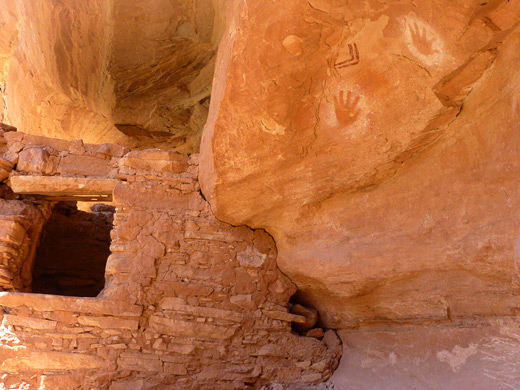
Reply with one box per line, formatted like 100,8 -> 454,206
200,0 -> 520,327
330,318 -> 520,390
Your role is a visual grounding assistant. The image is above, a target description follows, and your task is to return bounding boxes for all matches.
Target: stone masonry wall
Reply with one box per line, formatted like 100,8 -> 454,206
0,128 -> 126,292
0,127 -> 52,291
0,132 -> 341,389
0,197 -> 50,291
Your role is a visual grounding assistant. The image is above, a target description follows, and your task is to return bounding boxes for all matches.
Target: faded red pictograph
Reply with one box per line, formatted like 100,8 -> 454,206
409,23 -> 439,56
334,90 -> 360,126
334,43 -> 360,69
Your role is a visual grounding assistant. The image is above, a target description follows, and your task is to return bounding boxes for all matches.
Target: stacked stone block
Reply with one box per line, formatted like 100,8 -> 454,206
0,133 -> 341,389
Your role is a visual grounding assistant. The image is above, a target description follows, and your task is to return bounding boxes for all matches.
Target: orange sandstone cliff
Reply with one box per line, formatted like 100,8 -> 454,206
0,0 -> 519,389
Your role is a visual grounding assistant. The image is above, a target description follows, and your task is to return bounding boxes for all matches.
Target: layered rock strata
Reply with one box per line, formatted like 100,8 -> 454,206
0,131 -> 340,389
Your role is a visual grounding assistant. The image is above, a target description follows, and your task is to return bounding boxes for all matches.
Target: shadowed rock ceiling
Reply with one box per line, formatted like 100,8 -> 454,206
0,0 -> 225,153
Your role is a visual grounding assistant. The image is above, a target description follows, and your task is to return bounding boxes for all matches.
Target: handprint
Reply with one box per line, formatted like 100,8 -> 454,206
334,91 -> 360,126
409,23 -> 439,55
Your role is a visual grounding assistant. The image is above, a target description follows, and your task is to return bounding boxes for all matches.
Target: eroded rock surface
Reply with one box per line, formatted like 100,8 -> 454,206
200,0 -> 520,327
331,318 -> 520,389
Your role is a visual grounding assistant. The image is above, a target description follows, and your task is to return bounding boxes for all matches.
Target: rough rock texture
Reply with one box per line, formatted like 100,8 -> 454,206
0,196 -> 50,292
4,130 -> 128,200
0,0 -> 226,152
0,132 -> 340,389
1,0 -> 520,388
200,0 -> 520,327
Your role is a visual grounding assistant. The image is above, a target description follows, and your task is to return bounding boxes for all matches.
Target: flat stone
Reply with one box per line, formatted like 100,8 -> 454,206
164,362 -> 188,375
0,349 -> 105,372
159,299 -> 243,322
262,309 -> 307,324
77,315 -> 139,330
9,175 -> 117,198
167,344 -> 196,355
113,182 -> 205,211
149,315 -> 237,340
0,292 -> 143,317
9,133 -> 70,151
120,150 -> 189,173
2,314 -> 57,330
230,294 -> 255,309
57,154 -> 115,177
291,304 -> 318,332
117,353 -> 162,372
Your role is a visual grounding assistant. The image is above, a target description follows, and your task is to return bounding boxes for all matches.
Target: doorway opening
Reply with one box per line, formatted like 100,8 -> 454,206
31,202 -> 114,297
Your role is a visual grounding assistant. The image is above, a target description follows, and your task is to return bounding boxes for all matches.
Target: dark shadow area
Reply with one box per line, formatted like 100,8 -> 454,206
32,202 -> 114,297
289,292 -> 323,339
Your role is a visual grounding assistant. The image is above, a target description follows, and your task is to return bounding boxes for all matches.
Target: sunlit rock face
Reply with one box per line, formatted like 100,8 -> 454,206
0,0 -> 225,153
200,0 -> 520,327
2,0 -> 520,333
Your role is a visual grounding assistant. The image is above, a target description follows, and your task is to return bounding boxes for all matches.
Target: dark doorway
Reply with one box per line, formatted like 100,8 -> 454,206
32,202 -> 114,297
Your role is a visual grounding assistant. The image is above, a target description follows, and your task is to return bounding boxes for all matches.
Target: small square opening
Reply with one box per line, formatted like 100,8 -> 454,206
31,201 -> 114,297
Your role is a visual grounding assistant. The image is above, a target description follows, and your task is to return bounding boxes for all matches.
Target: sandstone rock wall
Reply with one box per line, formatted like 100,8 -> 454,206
199,0 -> 520,328
0,131 -> 340,389
0,127 -> 52,292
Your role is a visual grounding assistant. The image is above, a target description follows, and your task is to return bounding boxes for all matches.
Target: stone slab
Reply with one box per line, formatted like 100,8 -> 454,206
262,309 -> 307,324
77,315 -> 139,330
0,349 -> 105,372
9,175 -> 117,197
0,292 -> 143,317
113,182 -> 204,211
159,298 -> 243,322
2,314 -> 57,330
149,315 -> 237,340
57,154 -> 115,177
117,352 -> 162,372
